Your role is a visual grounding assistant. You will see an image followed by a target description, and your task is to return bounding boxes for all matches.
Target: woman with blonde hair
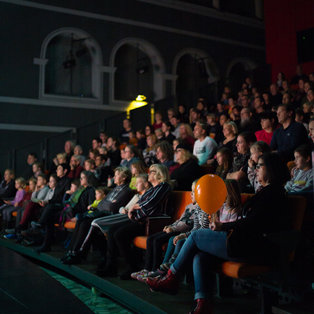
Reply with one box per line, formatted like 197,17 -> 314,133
218,121 -> 238,153
97,164 -> 172,279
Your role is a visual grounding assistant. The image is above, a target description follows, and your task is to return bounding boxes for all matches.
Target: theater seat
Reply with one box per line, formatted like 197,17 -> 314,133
220,261 -> 270,279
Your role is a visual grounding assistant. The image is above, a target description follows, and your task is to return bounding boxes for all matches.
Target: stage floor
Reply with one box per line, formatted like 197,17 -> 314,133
0,245 -> 93,314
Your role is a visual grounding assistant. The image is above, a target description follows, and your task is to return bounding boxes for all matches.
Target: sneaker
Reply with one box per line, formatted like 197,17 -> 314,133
160,262 -> 171,272
3,233 -> 17,240
5,228 -> 15,234
130,269 -> 149,280
31,221 -> 42,229
146,269 -> 166,280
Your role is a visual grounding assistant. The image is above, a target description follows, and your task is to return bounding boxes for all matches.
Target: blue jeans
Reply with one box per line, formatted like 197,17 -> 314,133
162,237 -> 186,264
170,229 -> 231,300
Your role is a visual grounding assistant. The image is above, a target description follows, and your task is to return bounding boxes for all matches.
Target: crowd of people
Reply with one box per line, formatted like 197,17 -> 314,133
0,67 -> 313,313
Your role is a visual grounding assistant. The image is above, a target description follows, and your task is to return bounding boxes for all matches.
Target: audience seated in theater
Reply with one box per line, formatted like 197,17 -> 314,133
84,159 -> 96,173
189,108 -> 201,131
51,152 -> 67,174
99,130 -> 108,148
135,178 -> 211,282
161,121 -> 175,144
106,137 -> 121,168
0,169 -> 16,205
178,123 -> 195,151
3,177 -> 36,239
303,102 -> 313,123
132,180 -> 197,280
95,164 -> 171,280
170,116 -> 181,139
68,155 -> 84,179
94,154 -> 112,185
61,167 -> 133,265
218,121 -> 238,153
129,160 -> 147,190
155,141 -> 175,170
215,147 -> 233,179
154,128 -> 164,142
206,113 -> 223,143
226,132 -> 256,192
64,140 -> 75,165
32,162 -> 44,179
88,149 -> 99,161
153,111 -> 163,130
255,111 -> 276,145
295,108 -> 309,131
144,125 -> 154,138
14,175 -> 55,236
219,113 -> 229,128
23,152 -> 38,179
73,145 -> 85,166
58,179 -> 84,226
128,130 -> 138,146
239,108 -> 259,134
135,129 -> 147,151
269,83 -> 282,107
143,134 -> 158,167
0,177 -> 26,228
193,122 -> 217,166
120,145 -> 140,169
167,108 -> 176,122
136,179 -> 242,282
293,79 -> 307,107
230,105 -> 241,128
170,142 -> 202,191
247,141 -> 271,193
147,152 -> 290,313
120,119 -> 133,144
91,137 -> 102,151
270,103 -> 309,163
285,144 -> 313,193
63,174 -> 149,266
178,104 -> 189,123
30,163 -> 71,252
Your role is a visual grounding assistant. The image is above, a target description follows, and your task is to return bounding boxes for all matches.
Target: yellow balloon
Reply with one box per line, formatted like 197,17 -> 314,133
195,174 -> 227,214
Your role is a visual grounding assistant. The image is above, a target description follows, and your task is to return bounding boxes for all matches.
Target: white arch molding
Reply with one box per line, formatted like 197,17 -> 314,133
172,48 -> 220,95
109,38 -> 166,106
35,27 -> 104,104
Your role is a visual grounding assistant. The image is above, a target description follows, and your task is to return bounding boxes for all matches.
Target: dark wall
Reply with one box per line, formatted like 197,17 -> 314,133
0,0 -> 266,172
264,0 -> 314,81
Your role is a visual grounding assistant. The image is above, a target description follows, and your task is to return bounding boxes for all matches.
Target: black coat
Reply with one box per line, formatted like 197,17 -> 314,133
222,184 -> 289,261
171,158 -> 202,191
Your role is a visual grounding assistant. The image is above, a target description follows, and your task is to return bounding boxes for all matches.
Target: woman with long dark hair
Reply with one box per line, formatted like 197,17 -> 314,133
147,153 -> 290,313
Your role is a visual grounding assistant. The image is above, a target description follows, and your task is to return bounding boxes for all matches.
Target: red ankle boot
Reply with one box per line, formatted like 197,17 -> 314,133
189,298 -> 213,314
146,269 -> 179,295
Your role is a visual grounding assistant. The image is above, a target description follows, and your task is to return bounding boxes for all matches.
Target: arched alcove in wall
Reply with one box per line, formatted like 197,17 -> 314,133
226,58 -> 257,94
110,38 -> 165,104
173,49 -> 219,107
38,28 -> 103,102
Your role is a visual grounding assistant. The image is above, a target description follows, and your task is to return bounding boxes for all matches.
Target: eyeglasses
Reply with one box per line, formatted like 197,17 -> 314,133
256,163 -> 265,169
149,170 -> 156,174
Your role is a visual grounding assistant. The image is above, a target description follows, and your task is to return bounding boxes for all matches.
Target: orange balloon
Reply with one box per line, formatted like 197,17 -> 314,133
195,174 -> 227,215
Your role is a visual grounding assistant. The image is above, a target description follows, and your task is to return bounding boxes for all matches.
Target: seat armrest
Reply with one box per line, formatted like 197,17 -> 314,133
145,216 -> 172,236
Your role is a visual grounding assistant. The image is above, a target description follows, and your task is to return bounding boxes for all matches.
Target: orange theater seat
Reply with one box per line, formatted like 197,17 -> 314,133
220,261 -> 270,279
64,221 -> 76,230
12,211 -> 17,217
133,191 -> 192,250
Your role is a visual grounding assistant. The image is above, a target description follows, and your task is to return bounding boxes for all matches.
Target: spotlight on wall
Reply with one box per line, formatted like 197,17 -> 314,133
127,95 -> 148,119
